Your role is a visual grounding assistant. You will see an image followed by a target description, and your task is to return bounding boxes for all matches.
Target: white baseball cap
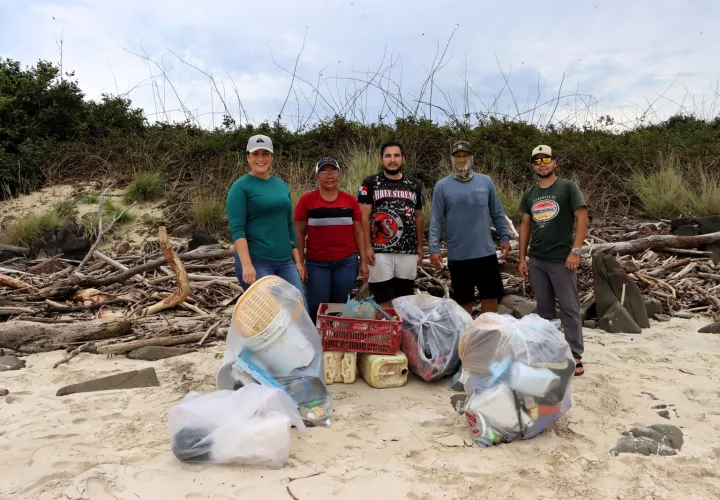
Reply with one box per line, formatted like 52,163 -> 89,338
531,145 -> 552,158
247,134 -> 273,153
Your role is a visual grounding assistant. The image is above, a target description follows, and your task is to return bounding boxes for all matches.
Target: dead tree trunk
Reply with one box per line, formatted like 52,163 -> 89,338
590,231 -> 720,256
0,319 -> 131,352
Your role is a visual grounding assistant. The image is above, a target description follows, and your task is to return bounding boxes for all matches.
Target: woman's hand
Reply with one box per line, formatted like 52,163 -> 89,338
296,261 -> 307,282
242,263 -> 257,285
360,261 -> 370,283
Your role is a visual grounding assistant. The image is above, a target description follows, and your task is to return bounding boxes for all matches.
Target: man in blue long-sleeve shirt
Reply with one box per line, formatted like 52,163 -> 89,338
429,141 -> 511,314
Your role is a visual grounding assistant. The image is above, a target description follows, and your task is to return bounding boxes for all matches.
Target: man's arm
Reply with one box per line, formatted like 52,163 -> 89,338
573,207 -> 589,250
360,204 -> 375,265
518,213 -> 532,279
428,183 -> 444,255
488,180 -> 510,244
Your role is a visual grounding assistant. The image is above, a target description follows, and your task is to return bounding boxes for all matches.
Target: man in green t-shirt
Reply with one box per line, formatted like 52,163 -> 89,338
518,145 -> 589,376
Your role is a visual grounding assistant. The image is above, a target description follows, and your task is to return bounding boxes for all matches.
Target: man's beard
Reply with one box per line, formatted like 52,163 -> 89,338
536,168 -> 555,178
383,164 -> 403,174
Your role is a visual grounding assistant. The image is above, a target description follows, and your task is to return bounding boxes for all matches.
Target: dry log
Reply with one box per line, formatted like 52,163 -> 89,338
93,251 -> 151,285
0,273 -> 39,293
0,306 -> 37,316
0,319 -> 131,352
135,226 -> 191,317
40,247 -> 234,291
699,272 -> 720,281
647,258 -> 692,277
96,331 -> 212,355
0,244 -> 31,255
590,231 -> 720,256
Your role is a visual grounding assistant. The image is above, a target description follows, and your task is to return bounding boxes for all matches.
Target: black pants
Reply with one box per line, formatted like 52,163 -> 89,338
447,254 -> 504,306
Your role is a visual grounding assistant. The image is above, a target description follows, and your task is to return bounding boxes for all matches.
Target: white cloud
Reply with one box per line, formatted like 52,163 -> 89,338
1,0 -> 718,128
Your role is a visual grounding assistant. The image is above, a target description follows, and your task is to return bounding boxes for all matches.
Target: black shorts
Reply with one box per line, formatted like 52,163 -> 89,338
447,254 -> 505,305
368,278 -> 415,304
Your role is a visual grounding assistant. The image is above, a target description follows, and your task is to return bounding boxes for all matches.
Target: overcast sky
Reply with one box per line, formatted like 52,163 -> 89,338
1,0 -> 719,129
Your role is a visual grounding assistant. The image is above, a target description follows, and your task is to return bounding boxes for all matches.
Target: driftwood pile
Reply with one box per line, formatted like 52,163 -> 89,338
0,226 -> 238,363
415,218 -> 720,320
1,218 -> 719,365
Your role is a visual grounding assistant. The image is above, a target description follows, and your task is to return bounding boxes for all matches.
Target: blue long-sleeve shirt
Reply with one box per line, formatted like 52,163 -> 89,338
428,174 -> 510,261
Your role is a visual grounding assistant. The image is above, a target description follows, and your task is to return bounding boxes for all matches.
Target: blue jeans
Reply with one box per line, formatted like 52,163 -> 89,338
234,254 -> 307,310
305,253 -> 359,323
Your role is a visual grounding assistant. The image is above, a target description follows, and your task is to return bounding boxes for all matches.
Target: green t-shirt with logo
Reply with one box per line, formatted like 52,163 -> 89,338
519,178 -> 586,262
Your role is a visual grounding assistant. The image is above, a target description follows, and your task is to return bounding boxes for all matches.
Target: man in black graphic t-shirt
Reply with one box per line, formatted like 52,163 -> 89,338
358,141 -> 424,307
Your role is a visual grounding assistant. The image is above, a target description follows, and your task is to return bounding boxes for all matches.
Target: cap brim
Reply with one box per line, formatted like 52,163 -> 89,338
316,164 -> 340,172
247,146 -> 273,153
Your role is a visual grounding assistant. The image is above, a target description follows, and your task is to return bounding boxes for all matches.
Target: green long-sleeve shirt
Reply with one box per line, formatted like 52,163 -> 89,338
226,174 -> 297,261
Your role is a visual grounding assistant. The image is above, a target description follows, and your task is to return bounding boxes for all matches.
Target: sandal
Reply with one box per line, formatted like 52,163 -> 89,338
574,358 -> 585,377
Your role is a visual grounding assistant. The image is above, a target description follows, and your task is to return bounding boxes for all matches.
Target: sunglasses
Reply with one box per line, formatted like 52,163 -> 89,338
532,157 -> 554,165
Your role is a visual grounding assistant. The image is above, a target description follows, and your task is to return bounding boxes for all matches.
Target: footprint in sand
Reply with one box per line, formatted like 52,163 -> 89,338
4,395 -> 22,404
133,469 -> 169,481
86,475 -> 117,500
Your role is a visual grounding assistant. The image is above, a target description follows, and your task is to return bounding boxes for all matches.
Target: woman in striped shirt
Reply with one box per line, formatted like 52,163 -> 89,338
294,157 -> 369,323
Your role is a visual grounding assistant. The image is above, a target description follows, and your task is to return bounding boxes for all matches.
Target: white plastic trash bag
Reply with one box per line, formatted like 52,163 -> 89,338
392,295 -> 472,381
216,276 -> 332,427
459,313 -> 574,446
168,385 -> 306,468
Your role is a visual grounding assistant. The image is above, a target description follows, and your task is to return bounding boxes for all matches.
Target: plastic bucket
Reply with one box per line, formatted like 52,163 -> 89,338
244,309 -> 315,376
509,362 -> 560,397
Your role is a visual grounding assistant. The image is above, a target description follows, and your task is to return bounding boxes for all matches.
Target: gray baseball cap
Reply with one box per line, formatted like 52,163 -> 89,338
247,134 -> 273,153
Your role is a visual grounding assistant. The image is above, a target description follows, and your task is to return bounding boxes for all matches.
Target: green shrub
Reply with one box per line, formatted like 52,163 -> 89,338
80,193 -> 99,204
0,211 -> 68,248
52,199 -> 78,220
632,162 -> 693,218
496,180 -> 524,224
339,146 -> 379,194
123,172 -> 165,203
691,170 -> 720,216
191,195 -> 227,232
81,199 -> 135,239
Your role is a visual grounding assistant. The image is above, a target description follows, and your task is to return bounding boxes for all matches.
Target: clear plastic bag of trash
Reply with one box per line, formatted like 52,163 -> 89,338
216,276 -> 332,427
392,295 -> 472,381
168,385 -> 306,467
458,313 -> 575,445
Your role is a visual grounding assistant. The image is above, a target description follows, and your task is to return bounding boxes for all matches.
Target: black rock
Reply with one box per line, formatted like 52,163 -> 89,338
581,300 -> 597,321
652,404 -> 667,409
56,367 -> 160,396
653,314 -> 672,322
500,294 -> 537,318
672,225 -> 699,237
583,320 -> 598,329
0,389 -> 8,397
0,356 -> 26,372
670,217 -> 696,232
127,346 -> 194,361
39,222 -> 91,260
644,299 -> 664,317
598,302 -> 642,334
658,410 -> 671,420
611,424 -> 683,456
593,253 -> 649,329
188,229 -> 219,251
699,322 -> 720,334
696,215 -> 720,235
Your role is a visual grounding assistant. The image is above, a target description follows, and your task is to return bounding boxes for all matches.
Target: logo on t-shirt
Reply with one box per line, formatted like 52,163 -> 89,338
531,199 -> 560,222
359,186 -> 368,197
370,207 -> 404,249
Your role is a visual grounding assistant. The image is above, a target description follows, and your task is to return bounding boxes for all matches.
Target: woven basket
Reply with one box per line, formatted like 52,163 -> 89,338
232,275 -> 304,338
232,276 -> 284,338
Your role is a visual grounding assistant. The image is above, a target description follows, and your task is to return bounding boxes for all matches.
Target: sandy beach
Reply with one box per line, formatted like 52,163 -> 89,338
1,317 -> 720,500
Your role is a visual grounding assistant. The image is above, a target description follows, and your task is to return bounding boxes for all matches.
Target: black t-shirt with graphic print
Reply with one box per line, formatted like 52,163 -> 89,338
358,173 -> 423,254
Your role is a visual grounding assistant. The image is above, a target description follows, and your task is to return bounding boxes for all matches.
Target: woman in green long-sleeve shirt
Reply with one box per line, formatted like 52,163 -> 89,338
226,134 -> 306,304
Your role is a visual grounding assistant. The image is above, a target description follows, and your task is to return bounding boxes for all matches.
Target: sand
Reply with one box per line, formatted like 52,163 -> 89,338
1,318 -> 720,500
0,184 -> 164,252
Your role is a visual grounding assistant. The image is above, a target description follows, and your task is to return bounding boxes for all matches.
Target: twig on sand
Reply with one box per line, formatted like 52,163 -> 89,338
53,342 -> 96,368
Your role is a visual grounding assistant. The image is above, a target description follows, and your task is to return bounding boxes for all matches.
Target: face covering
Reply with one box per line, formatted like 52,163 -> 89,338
452,155 -> 474,181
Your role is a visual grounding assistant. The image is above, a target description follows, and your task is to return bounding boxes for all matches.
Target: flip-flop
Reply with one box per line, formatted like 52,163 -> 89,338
574,359 -> 585,376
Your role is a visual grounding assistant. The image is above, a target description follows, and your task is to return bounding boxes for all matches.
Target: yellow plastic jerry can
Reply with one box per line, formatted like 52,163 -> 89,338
358,351 -> 409,389
323,351 -> 357,385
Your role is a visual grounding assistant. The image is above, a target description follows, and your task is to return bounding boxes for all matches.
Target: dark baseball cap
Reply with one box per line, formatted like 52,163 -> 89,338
315,157 -> 340,173
451,141 -> 473,155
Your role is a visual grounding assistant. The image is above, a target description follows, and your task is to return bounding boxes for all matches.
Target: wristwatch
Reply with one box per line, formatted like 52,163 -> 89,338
571,248 -> 581,256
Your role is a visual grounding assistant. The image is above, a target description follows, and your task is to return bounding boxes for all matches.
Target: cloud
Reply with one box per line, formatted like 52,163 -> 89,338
1,0 -> 718,128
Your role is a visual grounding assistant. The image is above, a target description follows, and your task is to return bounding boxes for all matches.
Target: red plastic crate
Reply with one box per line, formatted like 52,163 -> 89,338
316,303 -> 403,354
